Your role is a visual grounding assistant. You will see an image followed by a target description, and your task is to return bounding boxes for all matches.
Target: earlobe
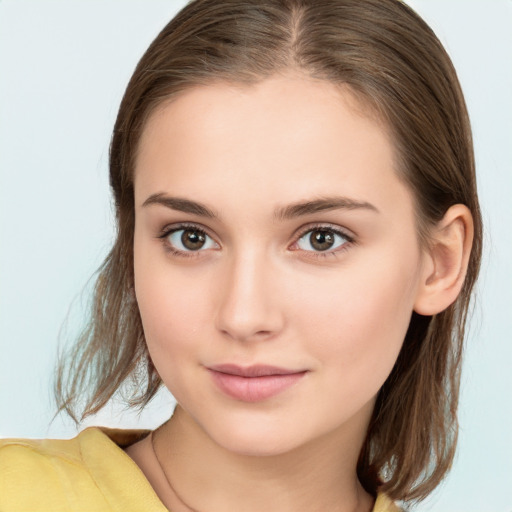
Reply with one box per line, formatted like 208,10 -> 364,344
414,204 -> 474,316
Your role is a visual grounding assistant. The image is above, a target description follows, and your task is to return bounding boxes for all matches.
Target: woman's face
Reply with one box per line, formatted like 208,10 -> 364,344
133,75 -> 428,456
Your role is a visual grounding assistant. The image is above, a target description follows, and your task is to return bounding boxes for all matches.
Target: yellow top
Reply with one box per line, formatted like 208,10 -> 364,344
0,427 -> 401,511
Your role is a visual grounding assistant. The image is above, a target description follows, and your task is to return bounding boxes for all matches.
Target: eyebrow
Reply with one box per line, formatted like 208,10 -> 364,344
141,193 -> 379,219
275,196 -> 379,220
142,193 -> 217,218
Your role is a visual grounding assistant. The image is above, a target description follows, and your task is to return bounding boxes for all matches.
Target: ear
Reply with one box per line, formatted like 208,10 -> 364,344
414,204 -> 474,316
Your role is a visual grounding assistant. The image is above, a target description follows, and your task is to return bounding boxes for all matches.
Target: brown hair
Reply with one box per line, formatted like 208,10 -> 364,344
55,0 -> 482,503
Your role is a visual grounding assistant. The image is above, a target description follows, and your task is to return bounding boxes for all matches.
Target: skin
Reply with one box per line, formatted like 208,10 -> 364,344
126,74 -> 473,512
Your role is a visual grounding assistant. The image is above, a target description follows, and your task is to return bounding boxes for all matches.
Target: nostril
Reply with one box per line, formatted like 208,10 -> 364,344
219,328 -> 275,342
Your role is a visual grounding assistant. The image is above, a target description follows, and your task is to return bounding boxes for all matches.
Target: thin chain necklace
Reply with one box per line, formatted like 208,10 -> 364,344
150,429 -> 369,512
151,429 -> 201,512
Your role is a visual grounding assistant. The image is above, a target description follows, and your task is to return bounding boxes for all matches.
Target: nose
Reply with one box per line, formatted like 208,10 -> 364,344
214,250 -> 285,342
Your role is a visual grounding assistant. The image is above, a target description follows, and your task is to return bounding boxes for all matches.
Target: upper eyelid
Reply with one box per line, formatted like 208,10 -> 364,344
292,222 -> 355,242
158,221 -> 216,239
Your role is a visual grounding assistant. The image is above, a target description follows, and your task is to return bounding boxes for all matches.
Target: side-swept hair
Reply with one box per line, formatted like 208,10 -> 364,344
55,0 -> 482,503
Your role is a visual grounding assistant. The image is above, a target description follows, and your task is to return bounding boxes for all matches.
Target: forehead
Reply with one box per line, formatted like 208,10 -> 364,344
136,75 -> 383,167
134,75 -> 412,220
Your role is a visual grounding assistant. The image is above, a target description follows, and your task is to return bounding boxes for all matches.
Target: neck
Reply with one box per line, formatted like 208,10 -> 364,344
151,405 -> 374,512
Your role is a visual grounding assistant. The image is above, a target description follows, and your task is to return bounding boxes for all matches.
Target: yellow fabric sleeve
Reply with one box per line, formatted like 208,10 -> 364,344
0,427 -> 167,512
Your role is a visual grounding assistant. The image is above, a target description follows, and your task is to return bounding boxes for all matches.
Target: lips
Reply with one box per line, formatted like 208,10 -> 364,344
207,364 -> 307,402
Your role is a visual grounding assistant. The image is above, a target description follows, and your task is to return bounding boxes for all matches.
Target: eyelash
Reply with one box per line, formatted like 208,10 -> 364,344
157,223 -> 216,259
157,222 -> 355,259
292,223 -> 355,259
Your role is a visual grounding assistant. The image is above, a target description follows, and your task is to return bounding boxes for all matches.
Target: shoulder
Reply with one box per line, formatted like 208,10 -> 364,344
0,429 -> 88,469
0,429 -> 115,511
0,428 -> 112,511
0,427 -> 165,512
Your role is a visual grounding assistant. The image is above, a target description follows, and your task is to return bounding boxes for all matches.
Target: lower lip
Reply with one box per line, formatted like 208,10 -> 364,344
208,370 -> 307,402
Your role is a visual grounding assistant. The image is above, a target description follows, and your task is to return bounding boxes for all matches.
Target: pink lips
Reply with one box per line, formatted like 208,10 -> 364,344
207,364 -> 307,402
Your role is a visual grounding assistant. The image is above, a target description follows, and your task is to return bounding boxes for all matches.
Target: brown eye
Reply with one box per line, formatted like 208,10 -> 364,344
309,230 -> 335,251
165,227 -> 218,252
181,229 -> 206,250
295,227 -> 350,253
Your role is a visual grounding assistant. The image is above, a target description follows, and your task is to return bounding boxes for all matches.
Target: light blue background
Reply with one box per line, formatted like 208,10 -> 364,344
0,2 -> 511,510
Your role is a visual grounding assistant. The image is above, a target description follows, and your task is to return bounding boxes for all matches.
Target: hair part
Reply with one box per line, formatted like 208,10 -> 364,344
55,0 -> 482,503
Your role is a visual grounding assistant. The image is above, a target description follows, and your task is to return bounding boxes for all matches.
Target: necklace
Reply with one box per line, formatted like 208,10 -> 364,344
151,429 -> 201,512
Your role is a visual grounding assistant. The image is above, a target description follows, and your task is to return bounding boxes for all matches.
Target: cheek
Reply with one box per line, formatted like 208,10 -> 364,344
133,245 -> 214,372
135,272 -> 213,407
291,254 -> 420,397
136,277 -> 209,343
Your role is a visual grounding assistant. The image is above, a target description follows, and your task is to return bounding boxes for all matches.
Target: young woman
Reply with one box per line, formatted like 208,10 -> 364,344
0,0 -> 482,510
